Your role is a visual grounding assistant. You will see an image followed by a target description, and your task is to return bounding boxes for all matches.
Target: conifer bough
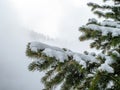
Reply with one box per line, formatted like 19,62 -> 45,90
26,0 -> 120,90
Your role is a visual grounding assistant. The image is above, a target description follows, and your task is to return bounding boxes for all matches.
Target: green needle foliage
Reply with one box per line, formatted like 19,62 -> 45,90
26,0 -> 120,90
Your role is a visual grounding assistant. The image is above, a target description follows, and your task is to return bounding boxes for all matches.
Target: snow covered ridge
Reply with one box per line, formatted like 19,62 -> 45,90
27,42 -> 115,73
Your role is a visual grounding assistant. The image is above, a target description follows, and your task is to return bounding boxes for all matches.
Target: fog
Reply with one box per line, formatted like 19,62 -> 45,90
0,0 -> 98,90
0,0 -> 43,90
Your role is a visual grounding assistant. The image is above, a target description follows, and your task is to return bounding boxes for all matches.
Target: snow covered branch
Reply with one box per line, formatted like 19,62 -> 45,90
26,42 -> 115,73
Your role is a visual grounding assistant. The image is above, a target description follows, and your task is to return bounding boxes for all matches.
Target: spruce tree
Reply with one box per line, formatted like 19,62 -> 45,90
26,0 -> 120,90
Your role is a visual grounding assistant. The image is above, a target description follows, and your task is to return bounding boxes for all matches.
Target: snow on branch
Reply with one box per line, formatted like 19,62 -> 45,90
101,20 -> 120,28
28,42 -> 99,68
27,42 -> 115,73
83,24 -> 120,37
82,19 -> 120,37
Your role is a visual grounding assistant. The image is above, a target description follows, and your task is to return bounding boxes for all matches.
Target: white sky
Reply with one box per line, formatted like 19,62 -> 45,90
10,0 -> 91,38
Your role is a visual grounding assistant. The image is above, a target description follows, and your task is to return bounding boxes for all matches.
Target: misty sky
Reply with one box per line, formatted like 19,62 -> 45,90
0,0 -> 101,90
10,0 -> 96,38
8,0 -> 99,52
